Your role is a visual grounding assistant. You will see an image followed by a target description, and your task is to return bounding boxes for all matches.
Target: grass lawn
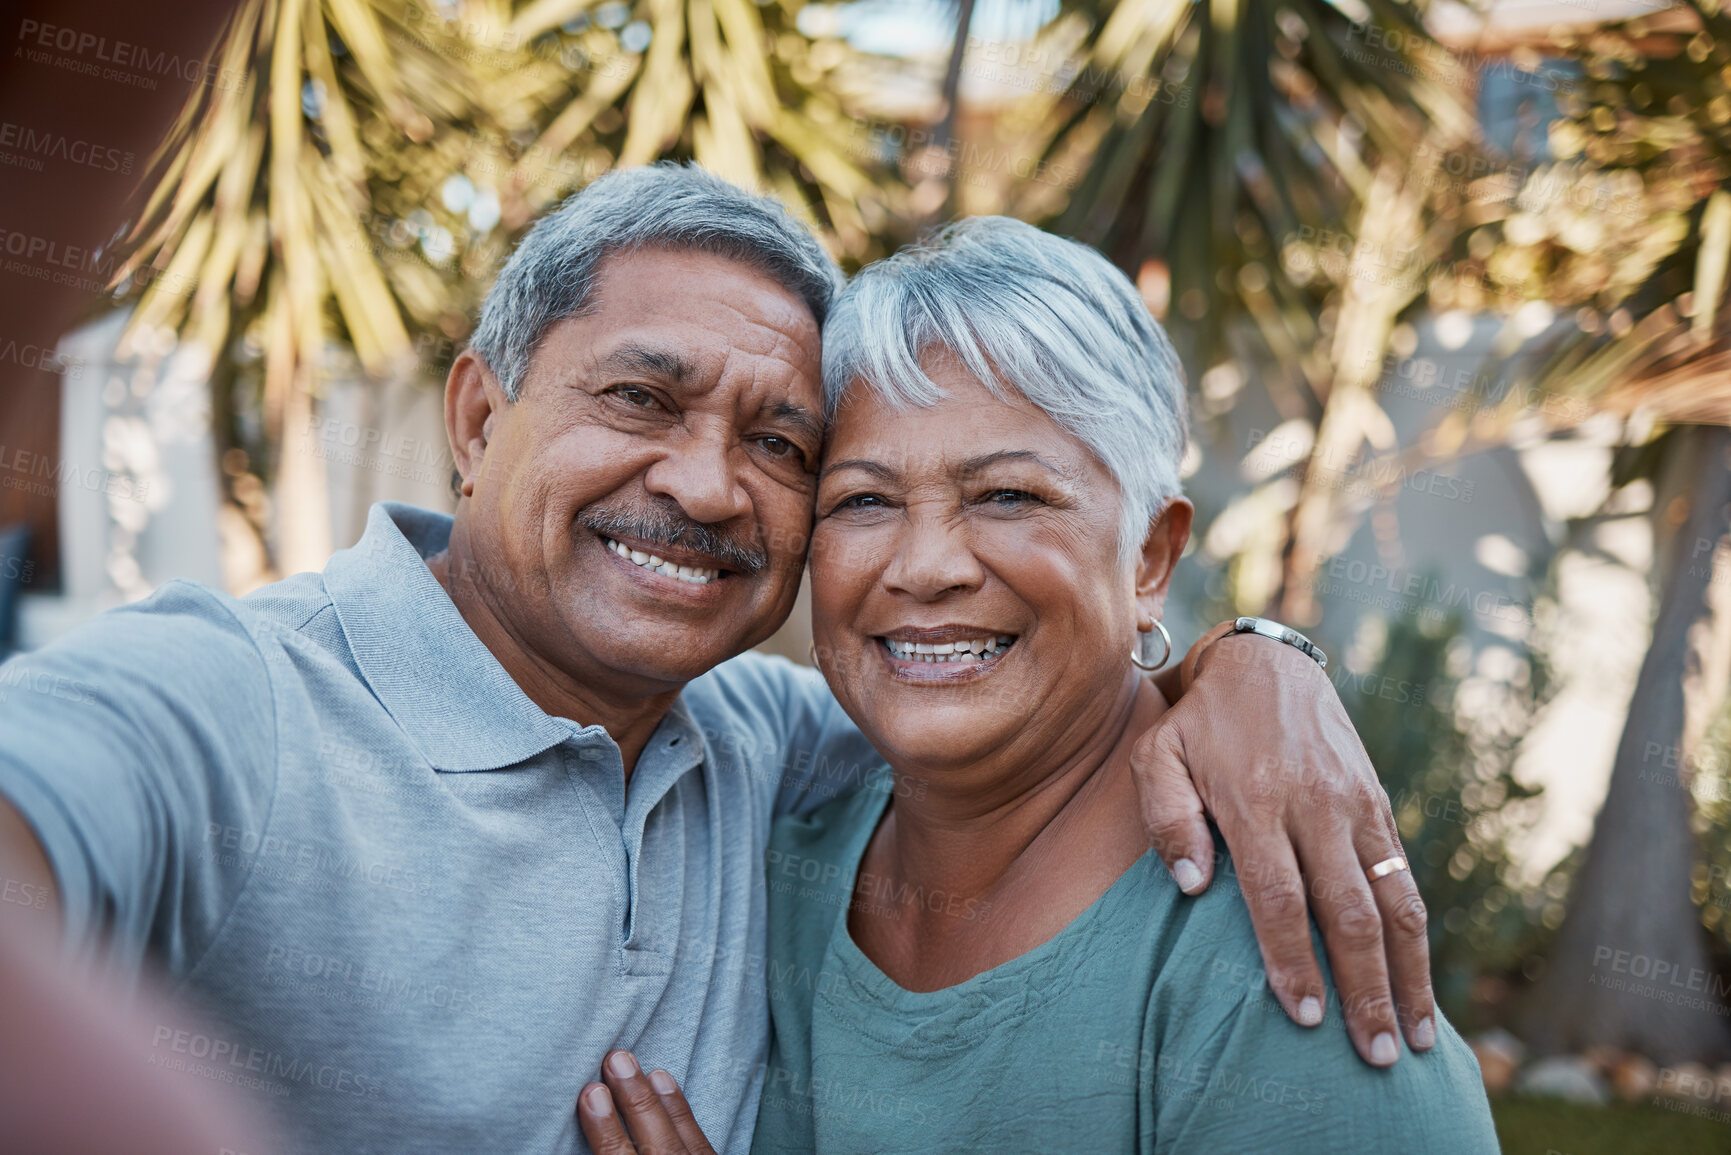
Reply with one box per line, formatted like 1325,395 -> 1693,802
1492,1098 -> 1731,1154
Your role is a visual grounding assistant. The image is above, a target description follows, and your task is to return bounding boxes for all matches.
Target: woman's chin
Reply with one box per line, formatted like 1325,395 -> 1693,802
855,693 -> 1027,767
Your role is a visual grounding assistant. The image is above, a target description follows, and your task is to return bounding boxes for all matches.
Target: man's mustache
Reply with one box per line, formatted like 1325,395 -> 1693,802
577,503 -> 769,575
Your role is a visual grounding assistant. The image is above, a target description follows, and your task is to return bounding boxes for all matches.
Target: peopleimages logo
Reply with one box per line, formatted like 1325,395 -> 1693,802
1317,557 -> 1526,624
14,19 -> 245,91
0,120 -> 133,173
149,1026 -> 383,1099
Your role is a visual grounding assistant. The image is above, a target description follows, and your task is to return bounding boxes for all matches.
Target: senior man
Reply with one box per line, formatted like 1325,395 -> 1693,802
0,165 -> 1434,1153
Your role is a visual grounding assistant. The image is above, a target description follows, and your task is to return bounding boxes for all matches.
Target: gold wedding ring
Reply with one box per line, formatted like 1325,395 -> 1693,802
1365,856 -> 1410,883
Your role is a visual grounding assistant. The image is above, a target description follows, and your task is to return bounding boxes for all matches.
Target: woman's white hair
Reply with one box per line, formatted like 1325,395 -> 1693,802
821,216 -> 1189,557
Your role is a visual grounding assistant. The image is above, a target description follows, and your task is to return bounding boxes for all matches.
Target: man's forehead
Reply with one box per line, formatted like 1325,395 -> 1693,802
588,246 -> 821,340
561,269 -> 818,366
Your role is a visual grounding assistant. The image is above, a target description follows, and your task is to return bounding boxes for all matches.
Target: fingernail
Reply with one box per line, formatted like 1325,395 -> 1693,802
1173,858 -> 1204,894
1297,996 -> 1323,1027
1371,1031 -> 1399,1065
586,1086 -> 612,1115
649,1069 -> 677,1094
607,1051 -> 638,1079
1414,1017 -> 1436,1050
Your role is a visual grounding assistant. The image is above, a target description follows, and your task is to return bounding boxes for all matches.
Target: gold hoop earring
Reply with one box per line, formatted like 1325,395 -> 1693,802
1131,620 -> 1172,672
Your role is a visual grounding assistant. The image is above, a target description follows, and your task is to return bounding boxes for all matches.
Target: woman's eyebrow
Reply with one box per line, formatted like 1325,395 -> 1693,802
955,449 -> 1072,478
819,458 -> 897,482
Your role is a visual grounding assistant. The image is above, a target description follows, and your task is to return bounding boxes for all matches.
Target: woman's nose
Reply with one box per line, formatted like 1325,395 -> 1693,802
881,516 -> 985,601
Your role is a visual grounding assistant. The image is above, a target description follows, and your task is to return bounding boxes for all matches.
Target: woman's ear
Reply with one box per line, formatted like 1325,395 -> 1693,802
445,349 -> 506,499
1134,497 -> 1194,625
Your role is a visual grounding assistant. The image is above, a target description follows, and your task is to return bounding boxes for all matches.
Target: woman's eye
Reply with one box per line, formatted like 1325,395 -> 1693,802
983,489 -> 1040,505
833,493 -> 887,512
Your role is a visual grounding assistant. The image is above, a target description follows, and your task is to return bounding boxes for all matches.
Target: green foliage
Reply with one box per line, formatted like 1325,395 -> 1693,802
1027,0 -> 1469,372
1332,607 -> 1558,1025
1687,696 -> 1731,954
1491,1098 -> 1731,1155
1464,1 -> 1731,422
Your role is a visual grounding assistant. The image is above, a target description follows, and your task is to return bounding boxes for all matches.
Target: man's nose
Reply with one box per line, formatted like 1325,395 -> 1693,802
642,427 -> 752,526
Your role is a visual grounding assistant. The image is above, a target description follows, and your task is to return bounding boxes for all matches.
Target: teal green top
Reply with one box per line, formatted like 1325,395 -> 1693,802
750,771 -> 1499,1154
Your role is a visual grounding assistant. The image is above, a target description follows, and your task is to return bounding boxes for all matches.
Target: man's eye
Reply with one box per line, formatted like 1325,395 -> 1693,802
610,386 -> 661,409
757,436 -> 796,458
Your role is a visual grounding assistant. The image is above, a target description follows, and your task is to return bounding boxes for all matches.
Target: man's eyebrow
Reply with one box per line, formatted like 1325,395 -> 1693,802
595,344 -> 695,383
765,401 -> 824,445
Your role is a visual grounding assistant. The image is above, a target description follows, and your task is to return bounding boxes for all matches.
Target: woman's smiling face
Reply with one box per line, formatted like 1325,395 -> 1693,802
810,351 -> 1186,776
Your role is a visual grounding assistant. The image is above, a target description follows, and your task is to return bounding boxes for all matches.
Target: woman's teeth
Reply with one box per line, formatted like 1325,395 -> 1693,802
605,537 -> 720,584
883,636 -> 1015,663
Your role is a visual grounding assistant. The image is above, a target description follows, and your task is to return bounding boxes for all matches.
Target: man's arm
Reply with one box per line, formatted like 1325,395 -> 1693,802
1135,624 -> 1434,1069
0,796 -> 278,1153
0,797 -> 56,936
0,589 -> 280,1149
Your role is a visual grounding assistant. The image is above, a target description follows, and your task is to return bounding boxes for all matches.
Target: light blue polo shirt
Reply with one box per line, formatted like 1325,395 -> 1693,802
0,502 -> 884,1154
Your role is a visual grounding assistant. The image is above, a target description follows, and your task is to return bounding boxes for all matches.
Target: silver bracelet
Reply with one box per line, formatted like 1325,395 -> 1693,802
1230,617 -> 1327,670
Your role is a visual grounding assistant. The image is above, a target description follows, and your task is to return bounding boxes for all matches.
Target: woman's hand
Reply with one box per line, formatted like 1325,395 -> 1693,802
576,1050 -> 715,1155
1134,626 -> 1434,1070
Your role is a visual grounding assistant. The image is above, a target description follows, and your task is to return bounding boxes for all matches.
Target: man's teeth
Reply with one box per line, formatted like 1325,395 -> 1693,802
882,635 -> 1016,663
604,537 -> 720,584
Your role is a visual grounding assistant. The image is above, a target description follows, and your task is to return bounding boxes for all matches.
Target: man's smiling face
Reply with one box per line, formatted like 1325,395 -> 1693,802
450,246 -> 825,696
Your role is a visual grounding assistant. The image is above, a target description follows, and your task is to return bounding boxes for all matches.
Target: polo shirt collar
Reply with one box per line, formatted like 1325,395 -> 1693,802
321,502 -> 581,772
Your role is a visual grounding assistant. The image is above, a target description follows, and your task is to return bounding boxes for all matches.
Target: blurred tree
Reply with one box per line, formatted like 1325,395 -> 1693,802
1518,426 -> 1731,1063
1454,3 -> 1731,426
1419,4 -> 1731,1060
991,0 -> 1480,621
483,0 -> 896,253
917,0 -> 979,222
116,0 -> 505,573
117,0 -> 896,578
1021,0 -> 1471,366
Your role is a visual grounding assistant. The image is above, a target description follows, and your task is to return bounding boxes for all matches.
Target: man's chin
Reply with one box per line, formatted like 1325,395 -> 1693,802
572,625 -> 756,689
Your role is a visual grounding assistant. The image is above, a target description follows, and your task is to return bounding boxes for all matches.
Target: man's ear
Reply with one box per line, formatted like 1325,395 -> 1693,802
445,349 -> 508,499
1134,497 -> 1195,626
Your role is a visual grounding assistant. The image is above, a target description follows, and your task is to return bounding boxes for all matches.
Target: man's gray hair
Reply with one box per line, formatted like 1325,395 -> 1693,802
472,163 -> 844,399
821,216 -> 1189,556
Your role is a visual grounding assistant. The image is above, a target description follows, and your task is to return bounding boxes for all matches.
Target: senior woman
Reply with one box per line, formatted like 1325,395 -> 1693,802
579,218 -> 1497,1153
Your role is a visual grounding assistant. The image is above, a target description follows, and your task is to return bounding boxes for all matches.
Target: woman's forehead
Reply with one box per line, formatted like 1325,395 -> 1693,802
822,375 -> 1100,481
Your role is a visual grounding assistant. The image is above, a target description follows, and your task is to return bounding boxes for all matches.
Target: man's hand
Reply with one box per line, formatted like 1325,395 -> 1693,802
577,1050 -> 715,1155
1135,627 -> 1434,1069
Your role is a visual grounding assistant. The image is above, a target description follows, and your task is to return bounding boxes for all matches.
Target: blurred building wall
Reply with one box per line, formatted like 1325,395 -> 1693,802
19,317 -> 454,648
